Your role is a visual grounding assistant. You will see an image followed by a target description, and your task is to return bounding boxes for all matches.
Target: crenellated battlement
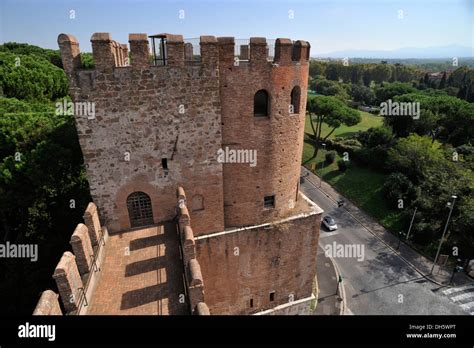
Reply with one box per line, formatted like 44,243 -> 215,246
57,32 -> 310,78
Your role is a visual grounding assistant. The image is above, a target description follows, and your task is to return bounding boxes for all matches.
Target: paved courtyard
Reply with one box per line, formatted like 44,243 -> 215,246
87,223 -> 188,315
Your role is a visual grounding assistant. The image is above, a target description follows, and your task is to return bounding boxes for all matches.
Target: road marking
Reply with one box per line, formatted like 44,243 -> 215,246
442,285 -> 474,315
451,292 -> 474,303
319,231 -> 339,238
442,285 -> 474,296
460,301 -> 474,311
344,307 -> 354,315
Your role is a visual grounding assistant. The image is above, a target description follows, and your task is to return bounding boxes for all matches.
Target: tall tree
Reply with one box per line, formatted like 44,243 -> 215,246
306,96 -> 361,161
372,64 -> 392,84
326,64 -> 340,81
467,82 -> 474,103
363,68 -> 372,87
439,71 -> 447,89
423,73 -> 430,85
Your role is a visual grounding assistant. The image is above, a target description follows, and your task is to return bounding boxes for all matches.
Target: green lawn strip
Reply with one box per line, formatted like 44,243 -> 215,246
302,144 -> 404,233
305,110 -> 383,139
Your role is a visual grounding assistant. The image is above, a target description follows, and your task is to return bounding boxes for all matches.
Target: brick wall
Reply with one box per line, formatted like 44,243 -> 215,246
176,187 -> 209,314
195,194 -> 321,315
218,37 -> 310,227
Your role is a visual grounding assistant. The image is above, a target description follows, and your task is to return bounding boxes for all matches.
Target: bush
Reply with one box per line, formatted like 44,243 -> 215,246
337,159 -> 349,172
325,151 -> 336,164
329,137 -> 362,155
357,127 -> 394,148
456,144 -> 474,156
382,172 -> 418,209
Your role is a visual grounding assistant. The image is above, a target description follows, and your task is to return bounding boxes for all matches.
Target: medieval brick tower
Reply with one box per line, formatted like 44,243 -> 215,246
55,32 -> 323,315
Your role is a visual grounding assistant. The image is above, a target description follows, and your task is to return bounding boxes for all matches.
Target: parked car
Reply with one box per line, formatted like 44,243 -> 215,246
322,215 -> 338,231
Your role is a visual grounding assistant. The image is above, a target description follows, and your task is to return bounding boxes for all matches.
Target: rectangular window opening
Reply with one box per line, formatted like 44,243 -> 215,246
270,292 -> 275,302
264,195 -> 275,209
162,158 -> 168,170
250,299 -> 254,308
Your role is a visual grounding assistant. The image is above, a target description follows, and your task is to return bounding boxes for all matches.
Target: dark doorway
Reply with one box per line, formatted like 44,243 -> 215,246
127,191 -> 154,228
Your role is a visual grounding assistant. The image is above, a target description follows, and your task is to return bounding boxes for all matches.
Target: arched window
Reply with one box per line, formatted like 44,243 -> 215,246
290,86 -> 301,114
127,191 -> 154,228
254,90 -> 269,117
192,194 -> 204,212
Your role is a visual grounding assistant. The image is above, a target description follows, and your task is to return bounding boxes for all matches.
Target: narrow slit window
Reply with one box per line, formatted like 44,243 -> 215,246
250,299 -> 254,308
270,292 -> 275,302
162,158 -> 168,170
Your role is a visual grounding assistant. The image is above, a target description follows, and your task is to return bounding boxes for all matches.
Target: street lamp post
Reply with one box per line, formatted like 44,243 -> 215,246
405,206 -> 417,241
397,231 -> 404,250
430,195 -> 458,275
319,143 -> 326,188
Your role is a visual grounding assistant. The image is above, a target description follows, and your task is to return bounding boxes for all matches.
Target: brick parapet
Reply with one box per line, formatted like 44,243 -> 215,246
176,187 -> 209,314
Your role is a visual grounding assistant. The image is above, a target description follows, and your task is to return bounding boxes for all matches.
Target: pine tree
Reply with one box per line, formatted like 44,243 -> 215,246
439,72 -> 447,89
457,84 -> 467,100
447,73 -> 454,87
467,82 -> 474,102
423,73 -> 430,85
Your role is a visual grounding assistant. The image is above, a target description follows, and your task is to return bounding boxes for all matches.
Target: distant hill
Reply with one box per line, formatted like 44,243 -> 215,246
315,45 -> 473,59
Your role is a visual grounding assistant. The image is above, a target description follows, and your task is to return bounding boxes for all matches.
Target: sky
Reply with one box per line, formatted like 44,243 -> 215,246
0,0 -> 473,55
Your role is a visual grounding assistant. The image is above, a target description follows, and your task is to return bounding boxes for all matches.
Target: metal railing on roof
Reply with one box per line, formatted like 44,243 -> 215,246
149,37 -> 276,65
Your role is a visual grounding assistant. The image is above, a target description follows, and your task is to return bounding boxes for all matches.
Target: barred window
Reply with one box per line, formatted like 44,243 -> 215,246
127,191 -> 154,228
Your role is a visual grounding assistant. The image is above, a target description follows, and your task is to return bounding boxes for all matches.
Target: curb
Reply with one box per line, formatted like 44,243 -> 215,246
301,167 -> 447,288
311,269 -> 319,314
327,252 -> 347,315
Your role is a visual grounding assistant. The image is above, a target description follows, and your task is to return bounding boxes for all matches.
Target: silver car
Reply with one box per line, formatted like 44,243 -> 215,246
322,215 -> 338,231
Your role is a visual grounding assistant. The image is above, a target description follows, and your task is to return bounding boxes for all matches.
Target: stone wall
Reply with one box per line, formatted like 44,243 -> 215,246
195,192 -> 322,315
58,33 -> 225,235
33,290 -> 62,315
58,33 -> 310,235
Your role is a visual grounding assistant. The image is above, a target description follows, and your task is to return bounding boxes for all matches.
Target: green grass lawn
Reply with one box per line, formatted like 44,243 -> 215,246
302,109 -> 405,233
302,143 -> 405,234
305,110 -> 383,139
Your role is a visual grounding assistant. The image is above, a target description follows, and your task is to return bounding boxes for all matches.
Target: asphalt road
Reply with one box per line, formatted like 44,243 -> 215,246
300,174 -> 466,315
